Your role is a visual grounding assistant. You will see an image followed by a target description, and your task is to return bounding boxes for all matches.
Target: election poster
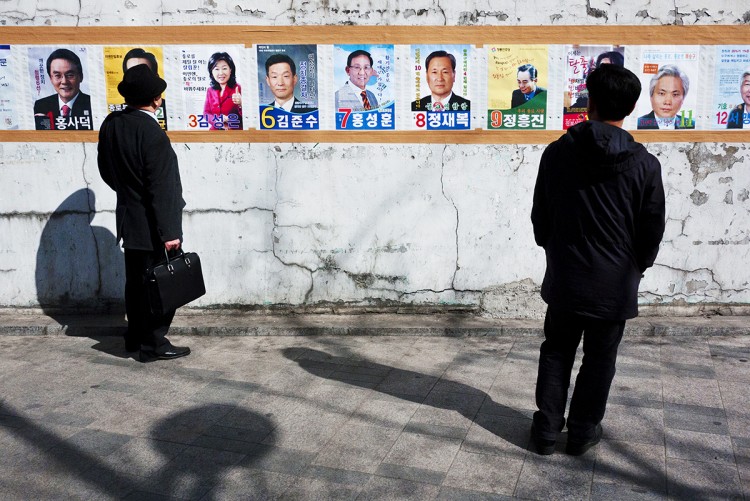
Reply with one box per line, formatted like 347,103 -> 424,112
333,44 -> 395,130
410,44 -> 472,130
0,45 -> 17,130
487,45 -> 548,130
103,46 -> 168,130
635,45 -> 699,130
257,44 -> 319,130
563,45 -> 624,129
712,45 -> 750,129
28,46 -> 94,131
179,46 -> 245,131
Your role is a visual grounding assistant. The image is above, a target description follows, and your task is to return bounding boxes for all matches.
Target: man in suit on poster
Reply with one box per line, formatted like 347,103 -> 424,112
265,53 -> 317,114
511,63 -> 546,108
34,48 -> 92,130
97,64 -> 191,362
411,50 -> 470,112
727,70 -> 750,129
335,49 -> 379,111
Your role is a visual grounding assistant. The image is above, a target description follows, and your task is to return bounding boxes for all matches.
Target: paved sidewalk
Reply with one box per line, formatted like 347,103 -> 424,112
1,315 -> 749,499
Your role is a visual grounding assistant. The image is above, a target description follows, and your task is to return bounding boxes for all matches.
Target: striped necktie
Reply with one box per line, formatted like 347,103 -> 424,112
360,91 -> 371,111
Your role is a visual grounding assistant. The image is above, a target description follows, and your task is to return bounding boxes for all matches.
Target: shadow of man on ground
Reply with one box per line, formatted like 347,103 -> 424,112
282,347 -> 532,450
35,188 -> 127,357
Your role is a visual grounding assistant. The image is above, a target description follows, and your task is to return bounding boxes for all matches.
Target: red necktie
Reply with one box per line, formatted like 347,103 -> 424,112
360,91 -> 371,111
61,105 -> 70,117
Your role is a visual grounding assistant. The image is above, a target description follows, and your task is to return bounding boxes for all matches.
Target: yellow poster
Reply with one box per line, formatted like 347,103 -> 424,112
103,46 -> 167,130
487,45 -> 548,130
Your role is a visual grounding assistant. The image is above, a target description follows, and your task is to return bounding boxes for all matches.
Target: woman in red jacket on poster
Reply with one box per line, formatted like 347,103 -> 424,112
203,52 -> 243,130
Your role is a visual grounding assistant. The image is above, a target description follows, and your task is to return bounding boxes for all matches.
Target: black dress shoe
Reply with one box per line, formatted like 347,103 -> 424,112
139,345 -> 191,363
530,423 -> 556,455
566,423 -> 603,456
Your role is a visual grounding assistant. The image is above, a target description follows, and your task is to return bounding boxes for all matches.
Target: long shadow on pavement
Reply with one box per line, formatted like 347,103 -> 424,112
0,401 -> 276,499
282,347 -> 532,450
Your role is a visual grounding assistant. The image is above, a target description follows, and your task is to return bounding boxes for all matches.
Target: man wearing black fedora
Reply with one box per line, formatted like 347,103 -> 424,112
98,64 -> 191,362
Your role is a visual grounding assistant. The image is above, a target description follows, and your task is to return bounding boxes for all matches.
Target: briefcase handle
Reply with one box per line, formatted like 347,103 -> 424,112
162,248 -> 194,275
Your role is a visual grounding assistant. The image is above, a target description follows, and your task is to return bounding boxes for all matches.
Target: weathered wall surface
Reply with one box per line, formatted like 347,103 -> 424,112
1,1 -> 749,318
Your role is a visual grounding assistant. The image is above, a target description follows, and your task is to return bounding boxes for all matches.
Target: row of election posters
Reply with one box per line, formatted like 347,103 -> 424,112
3,43 -> 750,131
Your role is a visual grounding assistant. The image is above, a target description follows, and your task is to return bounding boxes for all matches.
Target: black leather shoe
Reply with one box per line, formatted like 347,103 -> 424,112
530,423 -> 556,455
566,423 -> 603,456
139,346 -> 191,363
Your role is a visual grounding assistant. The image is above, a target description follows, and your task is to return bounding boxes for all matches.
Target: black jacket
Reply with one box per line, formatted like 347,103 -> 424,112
531,121 -> 665,320
97,107 -> 185,251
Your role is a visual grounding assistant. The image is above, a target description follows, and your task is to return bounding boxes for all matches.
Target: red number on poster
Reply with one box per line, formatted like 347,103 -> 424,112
339,108 -> 352,128
490,110 -> 503,128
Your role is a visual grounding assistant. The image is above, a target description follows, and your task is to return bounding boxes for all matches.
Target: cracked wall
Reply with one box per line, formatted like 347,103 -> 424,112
1,1 -> 749,317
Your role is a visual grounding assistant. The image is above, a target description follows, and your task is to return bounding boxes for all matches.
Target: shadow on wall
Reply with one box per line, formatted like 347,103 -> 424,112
35,188 -> 126,333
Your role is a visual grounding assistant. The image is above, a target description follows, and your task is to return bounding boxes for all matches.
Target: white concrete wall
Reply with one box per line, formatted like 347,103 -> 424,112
1,1 -> 749,317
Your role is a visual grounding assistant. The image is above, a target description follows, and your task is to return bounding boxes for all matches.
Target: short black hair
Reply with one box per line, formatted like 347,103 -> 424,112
347,50 -> 373,67
425,50 -> 456,72
208,52 -> 238,90
122,48 -> 159,74
586,64 -> 641,121
517,63 -> 538,79
46,48 -> 82,76
265,53 -> 296,76
595,50 -> 624,67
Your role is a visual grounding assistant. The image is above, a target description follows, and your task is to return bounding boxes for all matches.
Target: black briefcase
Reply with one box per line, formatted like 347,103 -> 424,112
146,249 -> 206,316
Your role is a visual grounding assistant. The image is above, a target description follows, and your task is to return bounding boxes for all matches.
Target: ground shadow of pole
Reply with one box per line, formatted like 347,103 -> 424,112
35,188 -> 127,356
281,347 -> 532,450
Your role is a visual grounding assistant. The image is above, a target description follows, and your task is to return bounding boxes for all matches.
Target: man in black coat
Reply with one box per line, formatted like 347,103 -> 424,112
97,64 -> 190,362
33,48 -> 93,130
530,64 -> 665,455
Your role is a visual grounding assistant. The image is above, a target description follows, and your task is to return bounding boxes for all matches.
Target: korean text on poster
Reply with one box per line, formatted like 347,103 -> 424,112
28,46 -> 93,131
563,45 -> 624,130
181,46 -> 244,131
410,44 -> 471,130
0,45 -> 17,130
104,46 -> 168,130
712,45 -> 750,129
635,46 -> 699,130
257,44 -> 319,130
486,45 -> 547,130
334,44 -> 395,130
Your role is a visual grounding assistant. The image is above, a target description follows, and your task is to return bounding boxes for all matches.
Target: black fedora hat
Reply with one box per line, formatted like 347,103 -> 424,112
118,64 -> 167,103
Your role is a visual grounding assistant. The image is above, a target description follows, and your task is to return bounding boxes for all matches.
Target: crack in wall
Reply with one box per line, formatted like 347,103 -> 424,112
439,145 -> 460,291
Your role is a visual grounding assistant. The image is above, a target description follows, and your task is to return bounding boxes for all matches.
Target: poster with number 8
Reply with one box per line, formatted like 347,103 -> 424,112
410,44 -> 472,131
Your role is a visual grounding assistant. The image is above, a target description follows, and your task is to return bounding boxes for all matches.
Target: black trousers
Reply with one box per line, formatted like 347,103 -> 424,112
124,248 -> 175,352
533,306 -> 625,441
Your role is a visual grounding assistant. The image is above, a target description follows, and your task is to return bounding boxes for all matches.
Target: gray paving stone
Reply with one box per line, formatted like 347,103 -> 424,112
593,440 -> 667,494
312,422 -> 401,473
663,402 -> 729,435
514,452 -> 595,500
665,428 -> 735,464
601,404 -> 665,445
666,458 -> 743,500
442,450 -> 524,496
383,431 -> 463,473
357,475 -> 440,500
0,330 -> 747,499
